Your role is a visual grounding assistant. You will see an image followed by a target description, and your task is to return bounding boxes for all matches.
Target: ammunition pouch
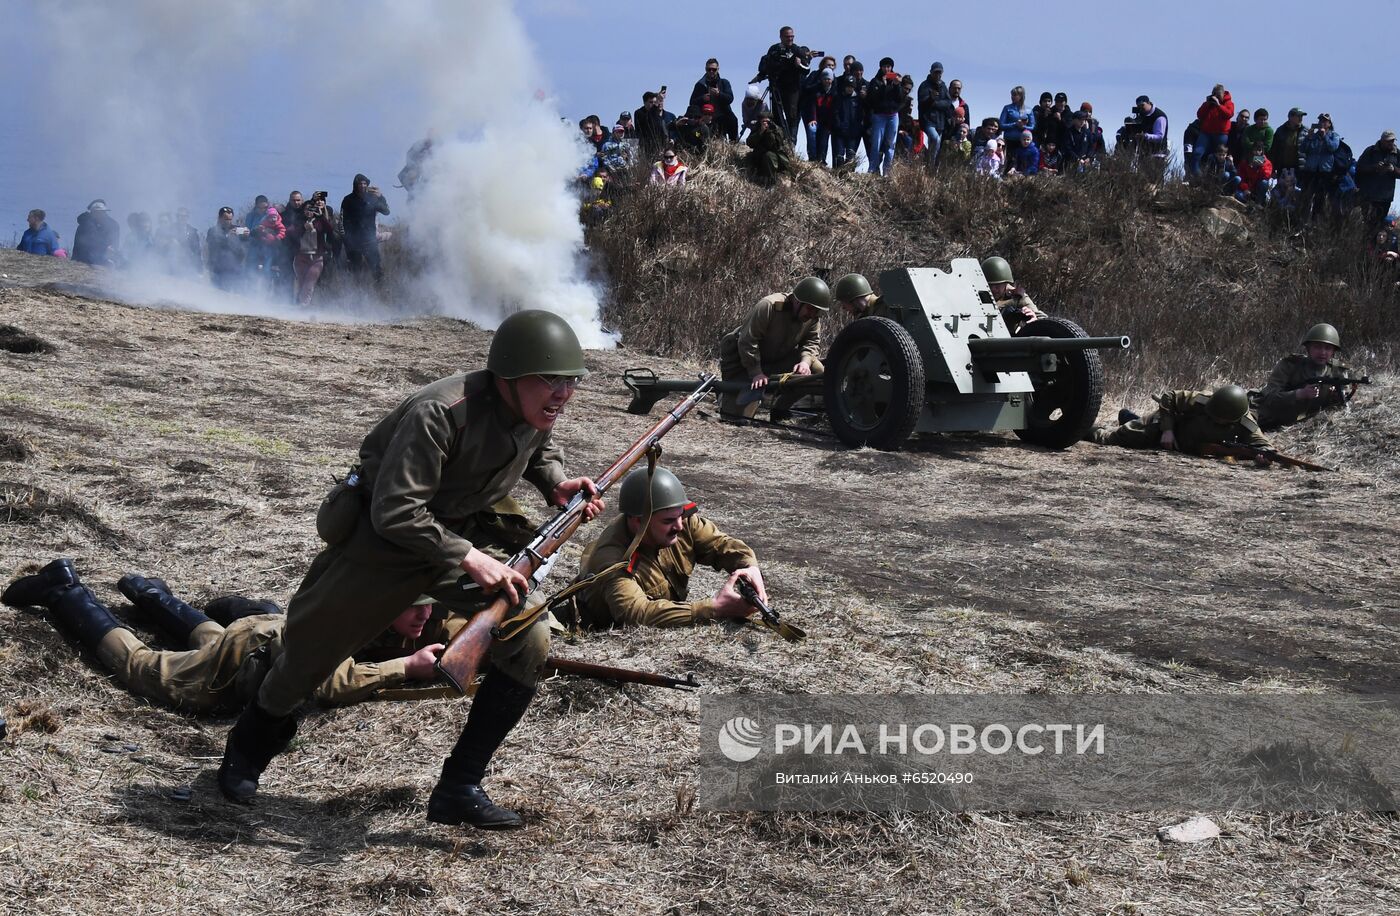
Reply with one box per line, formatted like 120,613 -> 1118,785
315,468 -> 364,546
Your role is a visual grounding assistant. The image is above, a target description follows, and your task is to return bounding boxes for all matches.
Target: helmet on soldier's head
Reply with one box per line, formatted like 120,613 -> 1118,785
833,272 -> 873,302
1302,323 -> 1342,350
487,310 -> 588,379
1206,384 -> 1250,423
618,467 -> 691,518
792,276 -> 831,312
981,256 -> 1015,284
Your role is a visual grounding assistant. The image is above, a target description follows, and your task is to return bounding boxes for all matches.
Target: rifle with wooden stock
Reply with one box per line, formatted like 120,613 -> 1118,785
436,375 -> 717,694
545,656 -> 700,691
1198,441 -> 1334,472
736,577 -> 806,642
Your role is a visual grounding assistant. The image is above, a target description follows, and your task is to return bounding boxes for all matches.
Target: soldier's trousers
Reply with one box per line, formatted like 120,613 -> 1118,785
256,517 -> 549,718
1092,414 -> 1162,448
96,617 -> 278,712
718,357 -> 825,418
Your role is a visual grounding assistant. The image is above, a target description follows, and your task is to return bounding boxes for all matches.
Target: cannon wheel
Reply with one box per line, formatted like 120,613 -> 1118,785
823,317 -> 925,450
1014,316 -> 1105,450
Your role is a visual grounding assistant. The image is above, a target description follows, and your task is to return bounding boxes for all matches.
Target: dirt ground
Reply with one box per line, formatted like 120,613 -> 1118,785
2,249 -> 1399,915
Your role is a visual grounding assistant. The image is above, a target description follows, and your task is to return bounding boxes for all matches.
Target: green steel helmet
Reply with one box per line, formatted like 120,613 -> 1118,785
791,276 -> 832,312
486,309 -> 588,379
981,256 -> 1015,284
1301,323 -> 1342,350
618,466 -> 692,517
832,272 -> 873,302
1206,384 -> 1250,423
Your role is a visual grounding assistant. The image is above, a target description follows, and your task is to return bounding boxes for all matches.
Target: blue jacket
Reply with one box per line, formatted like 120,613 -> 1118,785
1010,140 -> 1040,175
17,223 -> 60,256
1000,104 -> 1035,143
1299,128 -> 1340,173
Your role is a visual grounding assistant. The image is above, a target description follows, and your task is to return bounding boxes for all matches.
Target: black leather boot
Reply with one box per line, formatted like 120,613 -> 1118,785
217,702 -> 300,804
204,596 -> 283,626
427,669 -> 536,829
1118,408 -> 1141,425
2,558 -> 79,608
48,584 -> 123,649
117,574 -> 212,643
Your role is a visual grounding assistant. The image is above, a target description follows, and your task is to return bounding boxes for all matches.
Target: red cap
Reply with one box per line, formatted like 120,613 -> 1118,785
701,103 -> 716,114
1079,101 -> 1093,113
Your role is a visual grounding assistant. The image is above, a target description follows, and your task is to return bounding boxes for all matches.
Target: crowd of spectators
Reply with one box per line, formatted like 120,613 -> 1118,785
14,172 -> 394,306
573,25 -> 1399,237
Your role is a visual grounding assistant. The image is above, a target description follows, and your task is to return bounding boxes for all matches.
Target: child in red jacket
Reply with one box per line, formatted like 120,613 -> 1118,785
1236,141 -> 1275,204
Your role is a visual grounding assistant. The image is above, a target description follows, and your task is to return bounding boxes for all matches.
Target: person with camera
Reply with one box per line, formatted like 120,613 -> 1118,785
744,109 -> 798,184
690,59 -> 738,142
1356,130 -> 1400,230
1298,113 -> 1342,223
757,26 -> 821,145
340,173 -> 390,285
1124,95 -> 1169,180
633,90 -> 669,163
865,57 -> 906,176
1189,84 -> 1235,177
206,206 -> 249,292
292,191 -> 338,306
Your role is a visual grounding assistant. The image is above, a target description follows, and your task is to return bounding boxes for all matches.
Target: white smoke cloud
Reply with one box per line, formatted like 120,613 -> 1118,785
31,0 -> 610,345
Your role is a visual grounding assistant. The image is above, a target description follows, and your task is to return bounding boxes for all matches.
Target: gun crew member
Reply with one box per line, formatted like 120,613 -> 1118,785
2,560 -> 453,711
718,276 -> 829,421
833,272 -> 891,319
214,309 -> 603,829
981,256 -> 1046,333
572,467 -> 768,628
1091,384 -> 1273,454
1251,323 -> 1361,430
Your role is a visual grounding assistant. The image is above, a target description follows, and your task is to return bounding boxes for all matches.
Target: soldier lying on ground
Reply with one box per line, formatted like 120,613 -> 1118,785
718,276 -> 829,421
833,272 -> 891,319
1090,384 -> 1273,458
569,467 -> 769,629
2,560 -> 454,710
981,256 -> 1046,333
1251,323 -> 1362,430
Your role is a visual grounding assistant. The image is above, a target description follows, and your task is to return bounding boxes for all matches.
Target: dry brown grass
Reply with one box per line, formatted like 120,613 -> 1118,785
2,245 -> 1400,914
587,144 -> 1398,405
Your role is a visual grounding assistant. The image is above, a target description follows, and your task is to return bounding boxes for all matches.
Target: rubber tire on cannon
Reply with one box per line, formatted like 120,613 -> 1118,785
1012,316 -> 1106,450
823,317 -> 925,451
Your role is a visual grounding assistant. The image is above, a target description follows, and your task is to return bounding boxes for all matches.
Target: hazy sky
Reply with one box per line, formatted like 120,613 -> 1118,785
2,0 -> 1396,244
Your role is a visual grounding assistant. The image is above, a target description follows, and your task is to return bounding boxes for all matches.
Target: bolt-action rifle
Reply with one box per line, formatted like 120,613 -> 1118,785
436,376 -> 716,694
736,578 -> 806,642
545,656 -> 700,691
1295,375 -> 1370,403
1198,441 -> 1334,472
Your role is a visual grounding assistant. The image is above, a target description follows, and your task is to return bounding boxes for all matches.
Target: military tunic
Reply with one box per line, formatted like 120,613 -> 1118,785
257,370 -> 563,717
1251,355 -> 1353,430
574,514 -> 757,628
1093,389 -> 1272,451
96,613 -> 463,712
746,127 -> 798,182
718,294 -> 824,417
993,291 -> 1046,333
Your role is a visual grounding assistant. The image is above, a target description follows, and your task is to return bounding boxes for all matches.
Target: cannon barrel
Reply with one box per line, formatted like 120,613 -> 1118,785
968,334 -> 1130,356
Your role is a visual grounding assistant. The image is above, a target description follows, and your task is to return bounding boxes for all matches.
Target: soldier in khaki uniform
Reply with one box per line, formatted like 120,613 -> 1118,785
718,276 -> 829,420
1251,323 -> 1361,430
213,310 -> 604,828
572,467 -> 767,628
833,273 -> 891,320
1091,384 -> 1273,453
1,561 -> 452,711
981,256 -> 1046,333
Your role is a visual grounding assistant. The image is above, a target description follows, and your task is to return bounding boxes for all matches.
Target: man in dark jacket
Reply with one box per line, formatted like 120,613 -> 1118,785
17,210 -> 60,256
340,173 -> 391,284
1356,130 -> 1400,229
172,208 -> 202,275
916,62 -> 950,166
72,200 -> 120,266
1269,107 -> 1307,181
757,25 -> 819,144
206,207 -> 248,291
691,59 -> 738,142
634,91 -> 669,162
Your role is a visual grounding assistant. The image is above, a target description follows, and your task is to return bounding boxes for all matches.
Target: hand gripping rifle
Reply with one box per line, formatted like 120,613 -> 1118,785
436,375 -> 717,693
1297,375 -> 1370,405
736,578 -> 806,642
1197,441 -> 1334,472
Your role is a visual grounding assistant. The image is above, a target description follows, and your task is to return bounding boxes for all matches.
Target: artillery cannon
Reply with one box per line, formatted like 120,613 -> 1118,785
623,259 -> 1131,451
